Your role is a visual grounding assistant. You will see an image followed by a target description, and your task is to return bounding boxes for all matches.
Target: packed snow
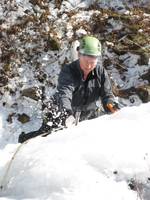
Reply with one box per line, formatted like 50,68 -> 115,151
0,103 -> 150,200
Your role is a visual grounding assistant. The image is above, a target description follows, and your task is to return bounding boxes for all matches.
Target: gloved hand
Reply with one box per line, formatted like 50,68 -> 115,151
65,115 -> 76,128
103,101 -> 120,113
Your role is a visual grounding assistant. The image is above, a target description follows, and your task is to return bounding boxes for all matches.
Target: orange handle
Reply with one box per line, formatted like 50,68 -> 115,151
106,103 -> 118,113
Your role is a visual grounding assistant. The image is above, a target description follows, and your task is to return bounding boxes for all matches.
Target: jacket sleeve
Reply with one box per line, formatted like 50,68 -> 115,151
100,67 -> 115,105
57,64 -> 75,113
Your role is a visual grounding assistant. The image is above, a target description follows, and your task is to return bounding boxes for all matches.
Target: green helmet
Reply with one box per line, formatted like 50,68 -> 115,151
79,36 -> 101,56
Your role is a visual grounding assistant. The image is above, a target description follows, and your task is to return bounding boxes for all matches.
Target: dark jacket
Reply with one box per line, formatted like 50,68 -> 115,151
57,59 -> 115,119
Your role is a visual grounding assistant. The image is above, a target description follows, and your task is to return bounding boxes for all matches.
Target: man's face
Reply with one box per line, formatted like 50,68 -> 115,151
79,54 -> 98,74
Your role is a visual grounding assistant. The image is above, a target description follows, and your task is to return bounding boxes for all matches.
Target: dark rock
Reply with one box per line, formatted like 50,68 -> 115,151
113,170 -> 118,174
2,102 -> 6,106
0,75 -> 8,87
35,71 -> 47,83
7,113 -> 16,123
136,87 -> 149,103
21,87 -> 41,101
113,86 -> 150,103
128,181 -> 136,191
0,69 -> 8,87
45,37 -> 60,51
138,53 -> 149,65
17,113 -> 30,124
141,69 -> 150,83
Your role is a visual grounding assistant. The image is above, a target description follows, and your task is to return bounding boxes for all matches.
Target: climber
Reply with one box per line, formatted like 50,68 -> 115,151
18,35 -> 120,143
56,35 -> 120,127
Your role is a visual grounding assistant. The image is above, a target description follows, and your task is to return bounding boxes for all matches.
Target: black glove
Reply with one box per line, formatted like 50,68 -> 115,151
18,123 -> 51,143
18,132 -> 29,143
103,101 -> 120,113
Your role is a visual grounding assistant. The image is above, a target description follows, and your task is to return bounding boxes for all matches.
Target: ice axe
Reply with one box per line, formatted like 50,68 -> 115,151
75,111 -> 81,126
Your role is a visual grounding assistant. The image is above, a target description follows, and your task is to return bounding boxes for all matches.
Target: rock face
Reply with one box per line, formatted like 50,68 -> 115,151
0,0 -> 149,134
21,87 -> 41,101
0,70 -> 8,87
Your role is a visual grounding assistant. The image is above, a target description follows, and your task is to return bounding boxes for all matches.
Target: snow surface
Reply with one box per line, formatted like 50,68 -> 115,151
0,103 -> 150,199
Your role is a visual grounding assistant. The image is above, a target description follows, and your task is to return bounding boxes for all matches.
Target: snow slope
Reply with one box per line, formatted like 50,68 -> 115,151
0,103 -> 150,199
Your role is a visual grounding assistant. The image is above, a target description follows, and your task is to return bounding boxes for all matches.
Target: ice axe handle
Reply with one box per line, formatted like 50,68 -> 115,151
75,111 -> 81,126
